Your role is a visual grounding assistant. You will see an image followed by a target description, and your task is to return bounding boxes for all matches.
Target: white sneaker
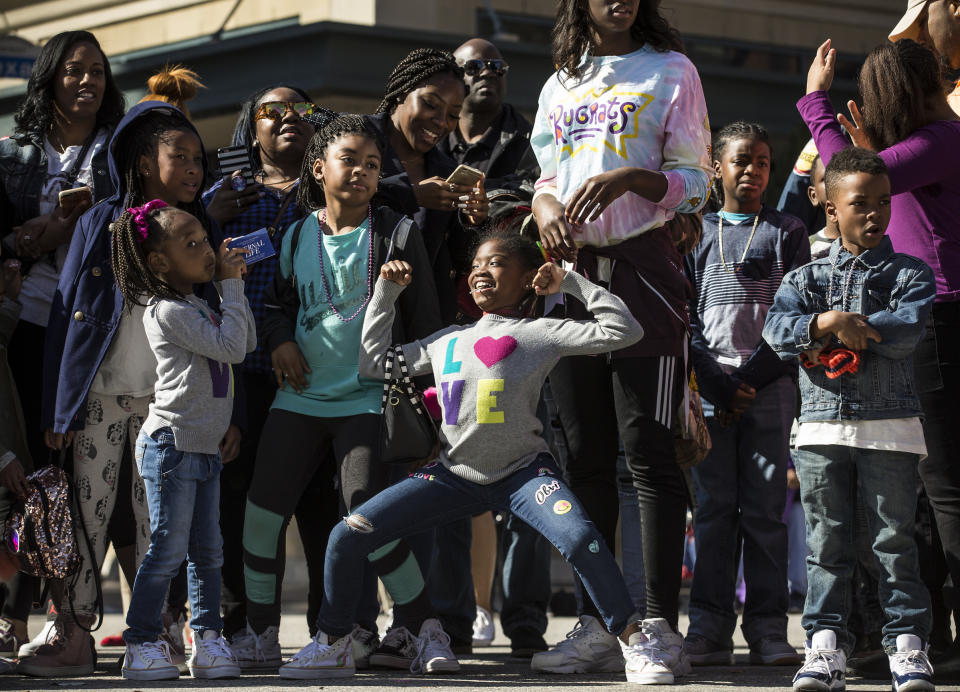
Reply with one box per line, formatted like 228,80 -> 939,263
350,624 -> 380,670
472,606 -> 495,647
278,632 -> 354,679
122,639 -> 180,680
530,614 -> 624,674
411,618 -> 460,674
189,630 -> 240,679
889,634 -> 934,692
229,623 -> 282,671
792,629 -> 846,691
161,611 -> 187,666
621,618 -> 690,684
18,619 -> 55,658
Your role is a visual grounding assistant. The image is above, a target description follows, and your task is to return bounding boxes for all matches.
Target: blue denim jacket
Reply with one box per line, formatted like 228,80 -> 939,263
762,236 -> 935,421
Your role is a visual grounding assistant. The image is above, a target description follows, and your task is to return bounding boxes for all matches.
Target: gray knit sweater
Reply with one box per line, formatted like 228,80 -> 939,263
141,279 -> 256,454
360,271 -> 643,484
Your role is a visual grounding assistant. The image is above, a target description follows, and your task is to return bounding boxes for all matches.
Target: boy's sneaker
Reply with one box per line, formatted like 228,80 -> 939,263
122,639 -> 180,681
889,634 -> 934,692
18,619 -> 56,658
229,623 -> 282,671
350,624 -> 379,670
0,617 -> 24,656
411,618 -> 459,674
792,629 -> 846,691
278,632 -> 354,679
472,606 -> 495,647
530,614 -> 624,674
189,630 -> 240,679
685,633 -> 734,665
621,619 -> 691,684
750,634 -> 803,665
369,626 -> 418,669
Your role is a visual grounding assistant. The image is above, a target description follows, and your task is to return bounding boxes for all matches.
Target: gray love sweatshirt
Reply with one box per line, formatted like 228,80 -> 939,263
141,279 -> 256,454
360,271 -> 644,484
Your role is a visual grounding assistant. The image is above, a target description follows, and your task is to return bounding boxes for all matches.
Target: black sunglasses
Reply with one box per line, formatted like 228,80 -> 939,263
461,59 -> 509,77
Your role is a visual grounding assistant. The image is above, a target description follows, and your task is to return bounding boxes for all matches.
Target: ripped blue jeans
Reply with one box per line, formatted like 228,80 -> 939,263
315,453 -> 636,637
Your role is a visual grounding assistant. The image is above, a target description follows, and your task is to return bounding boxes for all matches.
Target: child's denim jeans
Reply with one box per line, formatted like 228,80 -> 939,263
795,444 -> 931,654
124,427 -> 224,643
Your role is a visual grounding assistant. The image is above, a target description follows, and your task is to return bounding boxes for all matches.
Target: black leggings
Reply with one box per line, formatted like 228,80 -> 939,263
549,354 -> 688,630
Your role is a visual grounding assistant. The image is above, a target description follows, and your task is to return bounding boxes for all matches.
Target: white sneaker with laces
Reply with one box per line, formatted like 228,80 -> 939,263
18,619 -> 55,658
530,614 -> 624,674
889,634 -> 934,692
161,612 -> 187,666
792,629 -> 846,691
411,618 -> 460,674
188,630 -> 240,679
369,626 -> 419,669
229,623 -> 282,671
349,624 -> 379,670
122,639 -> 180,681
278,632 -> 354,679
472,606 -> 495,647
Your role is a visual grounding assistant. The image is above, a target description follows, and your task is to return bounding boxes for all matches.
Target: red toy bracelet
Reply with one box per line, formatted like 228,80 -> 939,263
802,348 -> 861,379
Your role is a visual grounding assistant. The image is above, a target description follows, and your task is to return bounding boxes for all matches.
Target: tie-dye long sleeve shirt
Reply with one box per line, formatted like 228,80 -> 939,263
531,45 -> 712,247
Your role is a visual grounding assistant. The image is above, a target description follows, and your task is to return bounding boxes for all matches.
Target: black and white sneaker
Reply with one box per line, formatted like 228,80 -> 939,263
889,634 -> 934,692
792,630 -> 846,691
368,626 -> 418,669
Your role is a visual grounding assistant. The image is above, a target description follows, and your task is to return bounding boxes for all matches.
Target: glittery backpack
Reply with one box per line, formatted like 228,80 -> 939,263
4,465 -> 80,579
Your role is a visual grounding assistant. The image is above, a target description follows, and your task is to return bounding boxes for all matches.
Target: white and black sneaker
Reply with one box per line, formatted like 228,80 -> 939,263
889,634 -> 934,692
411,618 -> 459,674
350,624 -> 380,670
793,630 -> 846,691
279,632 -> 354,680
229,623 -> 282,671
369,626 -> 419,669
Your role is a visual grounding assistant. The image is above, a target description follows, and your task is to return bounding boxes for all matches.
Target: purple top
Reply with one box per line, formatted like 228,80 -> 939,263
798,91 -> 960,301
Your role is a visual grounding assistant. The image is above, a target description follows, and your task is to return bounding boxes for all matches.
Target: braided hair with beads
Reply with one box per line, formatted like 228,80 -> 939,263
110,203 -> 185,309
708,121 -> 773,213
375,48 -> 465,115
297,114 -> 386,211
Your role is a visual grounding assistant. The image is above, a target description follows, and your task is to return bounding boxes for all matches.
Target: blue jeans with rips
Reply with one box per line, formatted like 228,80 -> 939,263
316,454 -> 636,638
688,376 -> 793,646
124,428 -> 224,643
796,444 -> 931,654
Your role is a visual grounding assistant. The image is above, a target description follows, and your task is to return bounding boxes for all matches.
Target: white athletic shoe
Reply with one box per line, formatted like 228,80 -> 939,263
229,623 -> 282,671
530,614 -> 624,674
188,630 -> 240,679
350,624 -> 380,670
121,639 -> 180,681
472,606 -> 495,647
889,634 -> 934,692
278,632 -> 355,679
792,630 -> 846,691
18,619 -> 56,658
621,618 -> 690,684
411,618 -> 460,674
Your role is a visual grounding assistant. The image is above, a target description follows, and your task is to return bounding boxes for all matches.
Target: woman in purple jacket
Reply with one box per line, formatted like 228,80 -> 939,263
801,37 -> 960,660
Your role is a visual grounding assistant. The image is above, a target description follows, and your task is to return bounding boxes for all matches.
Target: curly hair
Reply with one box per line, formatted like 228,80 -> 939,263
138,65 -> 204,120
823,147 -> 888,203
552,0 -> 683,83
14,31 -> 125,142
110,204 -> 185,308
111,107 -> 210,225
472,226 -> 543,273
859,39 -> 943,152
297,114 -> 385,211
231,84 -> 314,174
709,121 -> 773,210
375,48 -> 465,115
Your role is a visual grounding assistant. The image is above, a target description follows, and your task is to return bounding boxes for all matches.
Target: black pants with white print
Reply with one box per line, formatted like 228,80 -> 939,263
549,354 -> 688,631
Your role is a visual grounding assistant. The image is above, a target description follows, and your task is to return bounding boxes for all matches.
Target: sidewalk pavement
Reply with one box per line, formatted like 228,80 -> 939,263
7,610 -> 959,691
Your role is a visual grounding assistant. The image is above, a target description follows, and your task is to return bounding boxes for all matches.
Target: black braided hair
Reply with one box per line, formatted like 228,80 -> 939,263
375,48 -> 465,115
709,121 -> 773,211
471,227 -> 544,315
112,107 -> 210,225
110,204 -> 185,309
297,114 -> 385,211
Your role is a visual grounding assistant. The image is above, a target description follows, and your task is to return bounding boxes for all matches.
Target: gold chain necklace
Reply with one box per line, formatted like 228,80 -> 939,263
718,211 -> 760,273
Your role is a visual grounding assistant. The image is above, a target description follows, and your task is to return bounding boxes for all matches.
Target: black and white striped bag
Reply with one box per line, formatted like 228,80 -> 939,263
378,345 -> 438,465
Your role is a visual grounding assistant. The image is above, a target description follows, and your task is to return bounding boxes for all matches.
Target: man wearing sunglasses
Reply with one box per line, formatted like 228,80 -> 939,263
433,36 -> 550,663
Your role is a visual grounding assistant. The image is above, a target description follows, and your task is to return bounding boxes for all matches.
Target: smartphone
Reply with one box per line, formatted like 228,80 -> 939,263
216,145 -> 256,186
445,164 -> 485,188
58,185 -> 92,213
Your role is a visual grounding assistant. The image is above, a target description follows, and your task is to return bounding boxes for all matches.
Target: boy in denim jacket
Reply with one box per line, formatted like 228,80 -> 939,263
763,148 -> 936,692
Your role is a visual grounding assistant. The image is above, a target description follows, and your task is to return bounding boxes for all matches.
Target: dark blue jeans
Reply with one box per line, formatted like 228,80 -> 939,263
126,428 -> 224,643
317,454 -> 635,638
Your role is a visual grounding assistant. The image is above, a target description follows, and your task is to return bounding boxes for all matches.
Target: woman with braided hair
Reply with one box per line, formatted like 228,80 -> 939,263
364,47 -> 489,323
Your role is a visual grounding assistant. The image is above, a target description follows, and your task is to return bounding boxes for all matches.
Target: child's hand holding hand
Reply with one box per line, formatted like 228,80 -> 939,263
532,262 -> 566,295
217,238 -> 248,281
380,261 -> 413,286
814,310 -> 881,351
807,39 -> 836,94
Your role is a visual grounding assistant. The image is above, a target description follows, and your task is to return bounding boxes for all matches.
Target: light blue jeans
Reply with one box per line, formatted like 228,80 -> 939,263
125,428 -> 224,643
796,444 -> 931,654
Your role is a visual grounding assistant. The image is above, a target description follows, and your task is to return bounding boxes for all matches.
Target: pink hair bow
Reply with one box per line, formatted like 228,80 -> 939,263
127,199 -> 168,243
